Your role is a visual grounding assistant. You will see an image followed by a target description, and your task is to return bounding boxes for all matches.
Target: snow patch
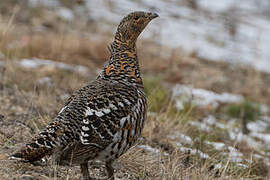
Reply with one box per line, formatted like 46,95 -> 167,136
250,132 -> 270,144
137,145 -> 169,155
18,58 -> 89,75
169,132 -> 193,145
137,145 -> 159,154
203,115 -> 217,125
247,120 -> 268,133
205,141 -> 225,150
176,142 -> 209,159
57,7 -> 74,21
227,146 -> 243,163
198,0 -> 237,13
189,121 -> 211,132
172,84 -> 243,110
84,0 -> 270,73
28,0 -> 60,7
37,77 -> 53,86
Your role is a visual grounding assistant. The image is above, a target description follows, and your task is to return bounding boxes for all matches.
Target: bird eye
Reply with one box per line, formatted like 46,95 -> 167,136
134,16 -> 140,20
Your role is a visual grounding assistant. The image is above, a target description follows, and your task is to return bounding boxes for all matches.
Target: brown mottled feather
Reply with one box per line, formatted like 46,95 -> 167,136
10,11 -> 158,180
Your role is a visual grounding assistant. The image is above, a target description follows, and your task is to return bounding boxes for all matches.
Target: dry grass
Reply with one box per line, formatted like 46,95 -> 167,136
1,71 -> 263,179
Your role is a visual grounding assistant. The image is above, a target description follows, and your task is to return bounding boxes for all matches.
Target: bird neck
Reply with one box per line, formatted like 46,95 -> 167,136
114,25 -> 138,48
102,40 -> 143,87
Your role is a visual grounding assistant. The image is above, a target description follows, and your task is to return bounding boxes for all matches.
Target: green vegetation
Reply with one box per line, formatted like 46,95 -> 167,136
223,100 -> 261,122
143,76 -> 170,113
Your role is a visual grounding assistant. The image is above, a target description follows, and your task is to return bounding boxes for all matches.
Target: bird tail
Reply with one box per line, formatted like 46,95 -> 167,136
10,142 -> 53,162
10,121 -> 62,162
10,134 -> 53,162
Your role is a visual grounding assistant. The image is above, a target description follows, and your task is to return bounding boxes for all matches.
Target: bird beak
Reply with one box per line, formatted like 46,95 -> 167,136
148,12 -> 159,20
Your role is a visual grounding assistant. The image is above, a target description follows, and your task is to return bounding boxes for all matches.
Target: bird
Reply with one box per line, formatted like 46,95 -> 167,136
10,11 -> 158,180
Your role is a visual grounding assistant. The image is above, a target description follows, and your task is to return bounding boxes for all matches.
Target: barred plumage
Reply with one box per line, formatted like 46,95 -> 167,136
10,11 -> 158,180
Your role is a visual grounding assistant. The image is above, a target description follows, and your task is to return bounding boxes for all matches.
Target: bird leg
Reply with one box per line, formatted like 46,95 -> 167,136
80,162 -> 91,180
105,161 -> 115,180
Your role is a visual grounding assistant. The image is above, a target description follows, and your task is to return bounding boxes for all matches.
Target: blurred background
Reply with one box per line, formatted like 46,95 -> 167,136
0,0 -> 270,179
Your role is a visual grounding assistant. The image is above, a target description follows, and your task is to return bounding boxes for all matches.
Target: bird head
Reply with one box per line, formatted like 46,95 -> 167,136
115,11 -> 159,46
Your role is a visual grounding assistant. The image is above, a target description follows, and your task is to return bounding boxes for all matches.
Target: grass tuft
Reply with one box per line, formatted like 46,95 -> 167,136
223,100 -> 261,122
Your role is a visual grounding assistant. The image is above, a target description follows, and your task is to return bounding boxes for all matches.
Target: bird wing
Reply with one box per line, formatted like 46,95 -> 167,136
76,80 -> 140,146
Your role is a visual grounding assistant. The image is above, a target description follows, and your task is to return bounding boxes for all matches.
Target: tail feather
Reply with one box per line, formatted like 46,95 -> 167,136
10,142 -> 52,162
11,117 -> 73,162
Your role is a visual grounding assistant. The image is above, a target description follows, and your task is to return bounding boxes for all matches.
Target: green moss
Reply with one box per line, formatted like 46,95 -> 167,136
223,100 -> 261,122
143,76 -> 170,113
